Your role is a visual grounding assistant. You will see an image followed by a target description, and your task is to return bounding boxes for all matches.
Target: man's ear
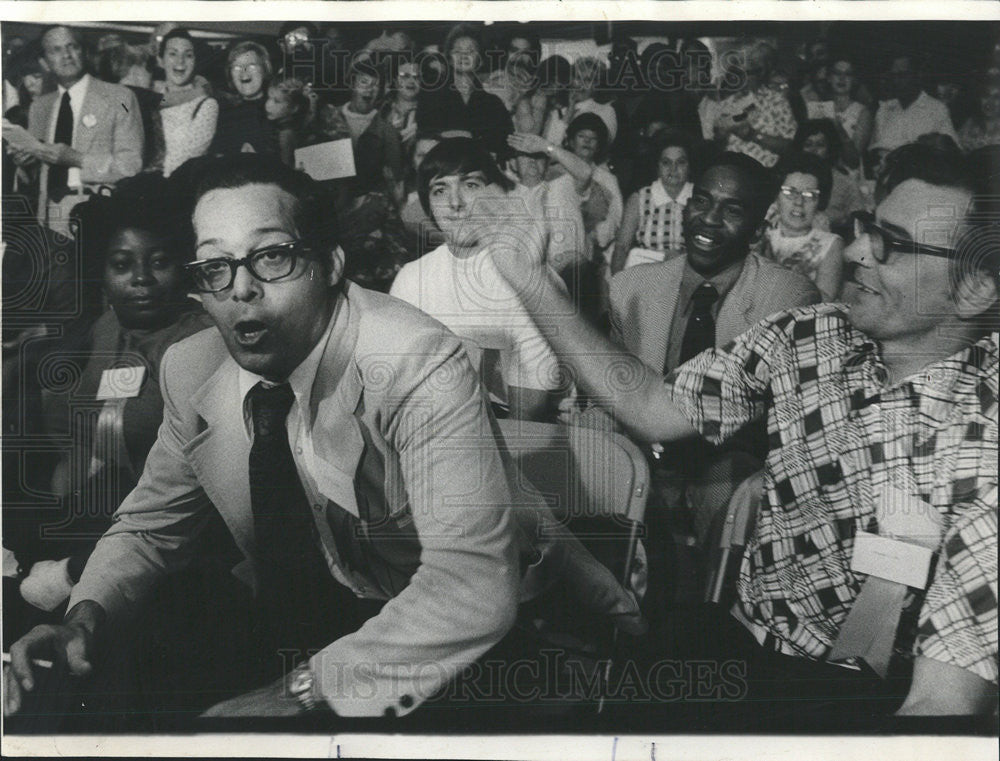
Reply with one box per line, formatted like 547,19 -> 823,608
38,56 -> 50,74
954,269 -> 999,319
327,245 -> 346,286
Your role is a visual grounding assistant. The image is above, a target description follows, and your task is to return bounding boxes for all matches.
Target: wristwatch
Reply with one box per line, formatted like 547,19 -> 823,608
288,663 -> 323,712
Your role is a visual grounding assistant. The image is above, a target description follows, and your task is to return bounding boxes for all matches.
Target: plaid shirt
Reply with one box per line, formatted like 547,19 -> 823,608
667,304 -> 998,684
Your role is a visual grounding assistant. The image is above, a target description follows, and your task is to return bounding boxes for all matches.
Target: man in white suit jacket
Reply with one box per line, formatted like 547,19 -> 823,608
6,155 -> 640,722
13,27 -> 142,233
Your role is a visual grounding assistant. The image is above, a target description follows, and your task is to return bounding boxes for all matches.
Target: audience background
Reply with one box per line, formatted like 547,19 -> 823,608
2,18 -> 998,728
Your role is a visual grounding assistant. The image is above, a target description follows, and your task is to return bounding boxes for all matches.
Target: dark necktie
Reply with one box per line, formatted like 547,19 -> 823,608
49,91 -> 73,203
678,282 -> 719,366
247,382 -> 340,652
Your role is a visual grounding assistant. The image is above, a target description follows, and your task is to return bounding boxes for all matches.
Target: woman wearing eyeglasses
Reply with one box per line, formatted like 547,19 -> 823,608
762,151 -> 844,301
209,40 -> 278,158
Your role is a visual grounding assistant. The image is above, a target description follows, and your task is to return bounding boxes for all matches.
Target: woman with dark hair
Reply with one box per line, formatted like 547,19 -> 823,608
611,130 -> 695,274
11,174 -> 213,615
792,118 -> 868,232
415,23 -> 513,157
544,56 -> 618,148
824,55 -> 873,168
561,112 -> 624,274
379,56 -> 421,152
483,27 -> 546,134
209,40 -> 277,157
3,43 -> 48,197
762,151 -> 844,301
390,138 -> 563,422
958,73 -> 1000,151
153,28 -> 218,177
533,54 -> 572,137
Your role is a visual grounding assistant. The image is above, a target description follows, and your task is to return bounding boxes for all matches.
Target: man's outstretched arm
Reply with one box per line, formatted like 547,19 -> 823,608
491,242 -> 698,445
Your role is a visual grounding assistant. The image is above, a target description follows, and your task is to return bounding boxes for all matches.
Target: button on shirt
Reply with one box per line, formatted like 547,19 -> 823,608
48,73 -> 90,190
666,303 -> 998,685
664,258 -> 744,374
237,313 -> 385,601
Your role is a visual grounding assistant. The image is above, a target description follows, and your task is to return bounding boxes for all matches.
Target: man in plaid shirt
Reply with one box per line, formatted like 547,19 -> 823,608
490,144 -> 997,717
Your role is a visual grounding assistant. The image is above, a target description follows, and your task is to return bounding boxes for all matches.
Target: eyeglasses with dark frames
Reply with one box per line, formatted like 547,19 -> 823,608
184,240 -> 322,293
851,211 -> 960,264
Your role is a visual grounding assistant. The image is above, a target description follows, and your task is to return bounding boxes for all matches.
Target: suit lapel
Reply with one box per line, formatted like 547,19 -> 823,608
186,357 -> 255,560
716,256 -> 755,348
308,291 -> 366,517
74,80 -> 104,155
641,259 -> 683,370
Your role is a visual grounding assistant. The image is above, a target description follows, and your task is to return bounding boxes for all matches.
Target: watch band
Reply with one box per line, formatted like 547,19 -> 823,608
288,663 -> 322,712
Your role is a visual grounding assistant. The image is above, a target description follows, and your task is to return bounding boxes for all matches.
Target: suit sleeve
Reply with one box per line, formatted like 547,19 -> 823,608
311,331 -> 520,717
79,86 -> 144,185
607,270 -> 629,349
67,343 -> 215,621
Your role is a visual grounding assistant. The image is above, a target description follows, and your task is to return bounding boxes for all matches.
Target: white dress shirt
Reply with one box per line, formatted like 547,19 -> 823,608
236,310 -> 384,600
870,90 -> 960,151
49,73 -> 90,189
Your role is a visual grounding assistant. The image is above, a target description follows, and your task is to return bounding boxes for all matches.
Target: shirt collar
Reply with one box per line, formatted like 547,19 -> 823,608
841,329 -> 999,394
58,73 -> 90,104
238,308 -> 337,430
649,180 -> 693,207
678,255 -> 745,308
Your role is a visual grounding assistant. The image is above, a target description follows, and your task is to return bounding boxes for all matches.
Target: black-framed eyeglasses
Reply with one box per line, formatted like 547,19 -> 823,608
851,211 -> 960,264
184,240 -> 321,293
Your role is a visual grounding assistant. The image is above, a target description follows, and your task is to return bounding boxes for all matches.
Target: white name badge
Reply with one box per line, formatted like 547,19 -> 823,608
850,531 -> 933,589
96,366 -> 146,400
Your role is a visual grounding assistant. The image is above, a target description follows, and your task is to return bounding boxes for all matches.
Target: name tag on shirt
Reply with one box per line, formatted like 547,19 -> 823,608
850,531 -> 933,589
96,366 -> 145,400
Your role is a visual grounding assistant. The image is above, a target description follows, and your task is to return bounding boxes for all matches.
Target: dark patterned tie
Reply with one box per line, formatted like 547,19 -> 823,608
679,282 -> 719,366
247,381 -> 340,652
48,91 -> 73,203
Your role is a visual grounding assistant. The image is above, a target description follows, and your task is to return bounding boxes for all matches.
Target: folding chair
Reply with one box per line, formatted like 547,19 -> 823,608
704,470 -> 762,605
495,418 -> 649,712
497,418 -> 648,597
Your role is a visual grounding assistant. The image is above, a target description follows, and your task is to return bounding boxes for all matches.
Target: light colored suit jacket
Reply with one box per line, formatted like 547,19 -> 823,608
610,252 -> 821,370
70,283 -> 525,717
28,76 -> 143,218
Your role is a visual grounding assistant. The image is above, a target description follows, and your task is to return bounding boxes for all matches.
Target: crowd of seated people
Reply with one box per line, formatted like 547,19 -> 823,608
2,21 -> 997,729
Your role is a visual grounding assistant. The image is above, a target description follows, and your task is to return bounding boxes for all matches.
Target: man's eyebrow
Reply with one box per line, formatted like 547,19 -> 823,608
195,228 -> 291,251
460,171 -> 488,181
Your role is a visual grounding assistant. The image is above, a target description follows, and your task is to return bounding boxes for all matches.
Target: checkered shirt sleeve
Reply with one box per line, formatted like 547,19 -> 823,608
916,482 -> 998,685
665,313 -> 781,445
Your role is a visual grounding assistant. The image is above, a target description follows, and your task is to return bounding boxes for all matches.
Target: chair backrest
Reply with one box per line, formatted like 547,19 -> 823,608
496,418 -> 649,591
496,418 -> 648,527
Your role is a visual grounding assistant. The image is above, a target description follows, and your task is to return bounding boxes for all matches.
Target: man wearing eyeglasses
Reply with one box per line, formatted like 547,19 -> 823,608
487,143 -> 998,720
4,154 -> 643,723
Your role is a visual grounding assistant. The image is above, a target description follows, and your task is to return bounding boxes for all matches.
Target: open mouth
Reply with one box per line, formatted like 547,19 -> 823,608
846,277 -> 880,296
690,231 -> 721,250
233,319 -> 269,346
